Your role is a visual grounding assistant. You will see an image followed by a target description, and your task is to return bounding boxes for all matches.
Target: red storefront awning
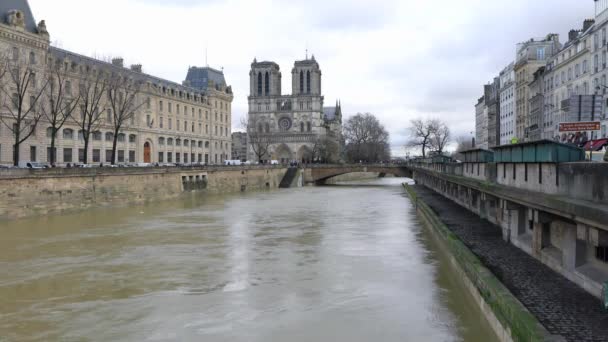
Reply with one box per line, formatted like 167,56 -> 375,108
584,139 -> 608,151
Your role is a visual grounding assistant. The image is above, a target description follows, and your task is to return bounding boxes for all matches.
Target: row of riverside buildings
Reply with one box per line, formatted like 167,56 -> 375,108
475,0 -> 608,149
0,1 -> 233,166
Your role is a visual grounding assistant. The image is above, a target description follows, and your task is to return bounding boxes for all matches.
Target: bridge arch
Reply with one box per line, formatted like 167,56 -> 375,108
305,165 -> 413,185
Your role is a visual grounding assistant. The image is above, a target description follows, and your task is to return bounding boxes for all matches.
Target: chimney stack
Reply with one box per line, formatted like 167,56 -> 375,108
583,19 -> 595,32
568,29 -> 579,42
130,64 -> 142,73
112,58 -> 124,68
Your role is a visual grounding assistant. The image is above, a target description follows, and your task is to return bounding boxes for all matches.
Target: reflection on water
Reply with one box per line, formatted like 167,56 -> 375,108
0,178 -> 496,341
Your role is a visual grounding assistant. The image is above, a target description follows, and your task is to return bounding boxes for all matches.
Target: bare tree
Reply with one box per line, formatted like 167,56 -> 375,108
75,67 -> 108,164
0,50 -> 49,166
242,117 -> 270,163
311,136 -> 340,163
106,73 -> 144,164
406,118 -> 437,158
343,113 -> 390,162
430,121 -> 451,154
41,63 -> 80,165
451,135 -> 475,161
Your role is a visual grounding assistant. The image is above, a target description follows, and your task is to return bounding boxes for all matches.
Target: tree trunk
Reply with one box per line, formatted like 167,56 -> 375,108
111,130 -> 119,165
50,129 -> 57,165
83,136 -> 90,164
13,130 -> 20,166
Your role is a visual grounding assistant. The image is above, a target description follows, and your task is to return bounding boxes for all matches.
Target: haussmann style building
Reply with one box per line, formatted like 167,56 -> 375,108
0,0 -> 233,166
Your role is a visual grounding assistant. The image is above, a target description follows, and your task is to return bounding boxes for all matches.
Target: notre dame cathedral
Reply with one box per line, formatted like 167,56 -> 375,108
247,56 -> 342,163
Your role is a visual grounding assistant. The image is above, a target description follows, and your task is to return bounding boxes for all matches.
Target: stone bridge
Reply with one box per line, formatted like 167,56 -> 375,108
302,164 -> 413,184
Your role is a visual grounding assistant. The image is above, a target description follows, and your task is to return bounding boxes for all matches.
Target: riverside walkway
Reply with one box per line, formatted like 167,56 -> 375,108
412,185 -> 608,342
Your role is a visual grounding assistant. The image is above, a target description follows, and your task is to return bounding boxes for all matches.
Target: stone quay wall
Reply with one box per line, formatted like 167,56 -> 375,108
403,184 -> 554,342
0,166 -> 287,221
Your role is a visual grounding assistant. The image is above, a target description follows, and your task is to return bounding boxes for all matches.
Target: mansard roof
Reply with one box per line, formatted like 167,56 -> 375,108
49,47 -> 214,98
0,0 -> 38,33
185,66 -> 226,91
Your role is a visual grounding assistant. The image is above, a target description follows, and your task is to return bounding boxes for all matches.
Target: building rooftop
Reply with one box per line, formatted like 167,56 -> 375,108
0,0 -> 37,34
185,66 -> 227,91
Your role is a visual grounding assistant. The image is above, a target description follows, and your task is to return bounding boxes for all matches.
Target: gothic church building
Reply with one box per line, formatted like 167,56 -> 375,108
247,56 -> 342,163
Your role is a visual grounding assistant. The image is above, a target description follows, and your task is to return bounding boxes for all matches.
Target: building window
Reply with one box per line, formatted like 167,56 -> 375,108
300,70 -> 304,94
128,150 -> 135,162
159,101 -> 163,112
12,47 -> 18,61
257,72 -> 262,96
265,72 -> 270,95
168,138 -> 173,146
105,149 -> 113,163
30,146 -> 36,162
306,70 -> 311,94
176,153 -> 181,163
158,152 -> 164,163
176,139 -> 181,146
93,131 -> 102,141
159,137 -> 165,145
129,134 -> 136,143
63,128 -> 74,140
105,132 -> 114,141
63,148 -> 73,163
307,122 -> 312,132
117,133 -> 125,143
117,150 -> 125,163
93,149 -> 101,163
169,118 -> 172,130
78,148 -> 85,163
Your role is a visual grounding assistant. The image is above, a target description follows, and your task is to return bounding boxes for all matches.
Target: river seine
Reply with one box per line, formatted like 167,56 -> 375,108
0,178 -> 496,341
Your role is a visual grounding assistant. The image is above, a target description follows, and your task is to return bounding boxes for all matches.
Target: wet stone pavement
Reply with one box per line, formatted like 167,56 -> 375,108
412,185 -> 608,342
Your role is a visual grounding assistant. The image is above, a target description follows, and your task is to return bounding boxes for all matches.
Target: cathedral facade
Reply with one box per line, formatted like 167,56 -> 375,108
247,57 -> 342,163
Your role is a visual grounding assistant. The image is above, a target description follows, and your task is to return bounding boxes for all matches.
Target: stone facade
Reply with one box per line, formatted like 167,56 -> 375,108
247,56 -> 342,163
0,1 -> 233,166
514,34 -> 561,141
499,63 -> 516,145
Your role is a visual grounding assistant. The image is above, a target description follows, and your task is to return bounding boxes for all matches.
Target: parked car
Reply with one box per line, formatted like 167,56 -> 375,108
224,160 -> 242,166
18,161 -> 48,169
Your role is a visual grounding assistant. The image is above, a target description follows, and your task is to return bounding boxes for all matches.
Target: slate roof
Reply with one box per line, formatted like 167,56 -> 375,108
0,0 -> 37,33
323,107 -> 337,120
185,66 -> 226,91
50,47 -> 209,97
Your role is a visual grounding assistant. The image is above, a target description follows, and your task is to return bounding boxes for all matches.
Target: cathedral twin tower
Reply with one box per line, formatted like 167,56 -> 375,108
249,56 -> 321,97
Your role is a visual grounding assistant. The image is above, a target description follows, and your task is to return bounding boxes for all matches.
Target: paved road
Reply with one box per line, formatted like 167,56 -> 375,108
413,185 -> 608,342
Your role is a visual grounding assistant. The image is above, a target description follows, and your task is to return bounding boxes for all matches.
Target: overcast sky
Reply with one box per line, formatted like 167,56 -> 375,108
29,0 -> 593,155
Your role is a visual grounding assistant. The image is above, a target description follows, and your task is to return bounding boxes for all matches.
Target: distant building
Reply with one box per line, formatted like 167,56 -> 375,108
475,96 -> 487,149
528,67 -> 546,141
499,63 -> 517,145
514,34 -> 561,141
485,77 -> 501,148
231,132 -> 247,161
543,19 -> 596,141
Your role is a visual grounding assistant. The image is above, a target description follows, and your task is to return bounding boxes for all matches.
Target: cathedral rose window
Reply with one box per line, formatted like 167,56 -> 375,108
278,117 -> 292,131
